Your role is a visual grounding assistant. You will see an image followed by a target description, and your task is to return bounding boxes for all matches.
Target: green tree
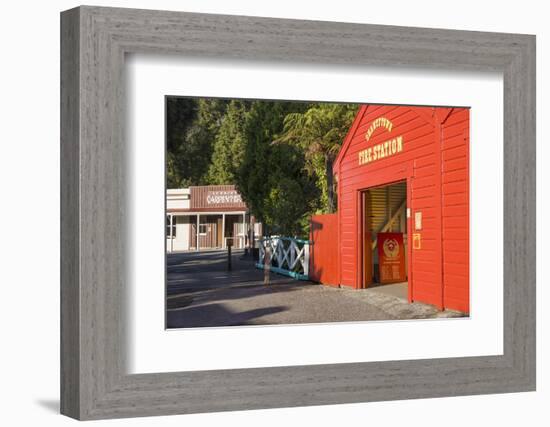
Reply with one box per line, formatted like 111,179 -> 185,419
278,103 -> 358,213
235,101 -> 317,237
166,97 -> 229,188
166,97 -> 198,188
261,144 -> 319,237
206,100 -> 249,184
166,98 -> 358,238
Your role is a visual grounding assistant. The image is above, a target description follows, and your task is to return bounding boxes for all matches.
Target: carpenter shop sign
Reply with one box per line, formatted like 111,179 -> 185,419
206,190 -> 243,205
190,185 -> 247,209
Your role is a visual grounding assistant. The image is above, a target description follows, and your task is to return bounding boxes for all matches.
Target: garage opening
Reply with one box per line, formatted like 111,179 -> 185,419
360,180 -> 408,299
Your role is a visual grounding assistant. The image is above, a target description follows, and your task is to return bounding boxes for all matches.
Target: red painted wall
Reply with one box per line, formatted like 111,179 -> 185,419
309,214 -> 339,286
332,104 -> 469,313
441,108 -> 470,313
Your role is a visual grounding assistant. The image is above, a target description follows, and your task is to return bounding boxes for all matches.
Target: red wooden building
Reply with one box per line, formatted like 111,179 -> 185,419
310,104 -> 470,313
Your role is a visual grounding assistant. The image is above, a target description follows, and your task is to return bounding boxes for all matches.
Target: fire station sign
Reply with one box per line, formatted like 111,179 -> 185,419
358,117 -> 404,166
377,232 -> 406,284
358,136 -> 403,165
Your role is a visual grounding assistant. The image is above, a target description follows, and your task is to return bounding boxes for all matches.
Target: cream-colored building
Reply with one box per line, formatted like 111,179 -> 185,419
166,185 -> 261,253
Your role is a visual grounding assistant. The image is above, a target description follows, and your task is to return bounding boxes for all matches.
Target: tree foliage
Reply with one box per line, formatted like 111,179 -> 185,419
166,98 -> 227,187
166,97 -> 197,188
206,100 -> 249,185
166,97 -> 357,237
277,103 -> 358,213
235,101 -> 317,236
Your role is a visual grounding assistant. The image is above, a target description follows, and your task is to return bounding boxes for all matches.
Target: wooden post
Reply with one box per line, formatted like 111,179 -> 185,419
196,214 -> 200,251
251,227 -> 255,258
303,241 -> 310,277
227,239 -> 232,271
263,239 -> 270,286
243,212 -> 248,255
222,213 -> 226,249
250,216 -> 256,260
168,214 -> 173,253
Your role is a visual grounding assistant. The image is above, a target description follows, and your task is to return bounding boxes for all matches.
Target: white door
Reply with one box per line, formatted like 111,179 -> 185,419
173,217 -> 190,251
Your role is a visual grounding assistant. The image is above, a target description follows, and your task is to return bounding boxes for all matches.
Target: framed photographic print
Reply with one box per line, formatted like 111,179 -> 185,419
60,5 -> 536,420
163,97 -> 469,330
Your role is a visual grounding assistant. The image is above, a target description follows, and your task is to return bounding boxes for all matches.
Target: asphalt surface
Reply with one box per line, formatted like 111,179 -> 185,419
166,250 -> 464,329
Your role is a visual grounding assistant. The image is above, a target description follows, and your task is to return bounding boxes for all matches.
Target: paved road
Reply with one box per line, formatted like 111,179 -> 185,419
166,250 -> 463,328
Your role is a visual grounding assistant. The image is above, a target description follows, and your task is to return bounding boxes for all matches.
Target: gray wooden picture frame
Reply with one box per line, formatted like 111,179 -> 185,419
60,5 -> 536,420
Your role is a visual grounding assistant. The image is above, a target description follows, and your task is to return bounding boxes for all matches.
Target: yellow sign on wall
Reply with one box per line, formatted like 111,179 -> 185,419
358,117 -> 404,166
358,136 -> 404,165
413,233 -> 421,250
365,117 -> 393,141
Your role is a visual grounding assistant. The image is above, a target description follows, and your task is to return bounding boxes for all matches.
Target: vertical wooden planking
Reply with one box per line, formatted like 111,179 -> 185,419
309,214 -> 339,286
60,7 -> 81,419
334,104 -> 466,310
441,108 -> 470,312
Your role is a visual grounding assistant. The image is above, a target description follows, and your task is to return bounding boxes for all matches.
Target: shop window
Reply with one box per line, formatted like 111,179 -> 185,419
166,216 -> 176,238
199,224 -> 207,235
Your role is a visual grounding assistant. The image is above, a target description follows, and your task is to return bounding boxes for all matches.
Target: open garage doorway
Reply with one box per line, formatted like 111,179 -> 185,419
360,180 -> 409,300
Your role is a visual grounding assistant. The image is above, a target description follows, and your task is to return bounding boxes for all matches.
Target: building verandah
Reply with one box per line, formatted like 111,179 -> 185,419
166,211 -> 250,252
166,185 -> 261,253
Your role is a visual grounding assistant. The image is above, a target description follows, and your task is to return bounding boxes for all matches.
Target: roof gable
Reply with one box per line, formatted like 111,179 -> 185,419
333,104 -> 446,175
333,104 -> 368,174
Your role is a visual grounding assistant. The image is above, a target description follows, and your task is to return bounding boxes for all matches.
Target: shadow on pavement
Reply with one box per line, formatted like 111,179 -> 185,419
166,250 -> 308,328
167,303 -> 288,328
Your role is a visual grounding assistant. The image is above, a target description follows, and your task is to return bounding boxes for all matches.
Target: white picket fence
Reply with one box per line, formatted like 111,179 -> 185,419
256,236 -> 310,280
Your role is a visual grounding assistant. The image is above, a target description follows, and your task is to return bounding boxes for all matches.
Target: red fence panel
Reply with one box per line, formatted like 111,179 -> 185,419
309,214 -> 339,286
